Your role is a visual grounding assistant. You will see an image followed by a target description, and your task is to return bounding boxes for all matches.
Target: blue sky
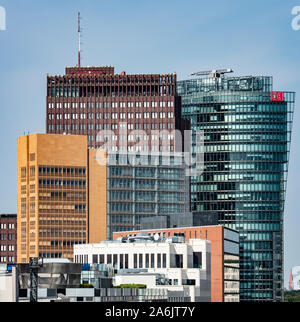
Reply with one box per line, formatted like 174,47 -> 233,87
0,0 -> 299,287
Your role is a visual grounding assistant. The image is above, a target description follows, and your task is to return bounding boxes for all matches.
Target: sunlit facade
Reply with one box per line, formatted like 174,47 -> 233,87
177,75 -> 295,301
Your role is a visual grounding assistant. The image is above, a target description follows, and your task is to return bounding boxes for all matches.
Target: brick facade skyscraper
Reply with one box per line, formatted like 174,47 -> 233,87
46,66 -> 189,152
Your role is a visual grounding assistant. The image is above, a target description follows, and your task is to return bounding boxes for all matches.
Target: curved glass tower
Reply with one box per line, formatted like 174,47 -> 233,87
177,75 -> 295,301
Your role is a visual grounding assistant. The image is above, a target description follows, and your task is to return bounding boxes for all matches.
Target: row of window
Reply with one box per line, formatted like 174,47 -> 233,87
109,191 -> 183,202
49,122 -> 174,132
205,133 -> 287,142
0,256 -> 14,263
50,240 -> 85,247
48,112 -> 174,120
203,152 -> 287,162
193,182 -> 281,192
39,167 -> 86,175
48,101 -> 174,109
0,245 -> 15,251
203,143 -> 287,153
0,234 -> 14,241
0,223 -> 15,230
198,173 -> 282,182
38,179 -> 86,188
192,123 -> 288,131
195,191 -> 282,201
182,103 -> 289,114
196,113 -> 286,123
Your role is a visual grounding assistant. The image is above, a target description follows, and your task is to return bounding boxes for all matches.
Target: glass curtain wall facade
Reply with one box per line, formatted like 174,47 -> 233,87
106,152 -> 190,239
177,76 -> 295,301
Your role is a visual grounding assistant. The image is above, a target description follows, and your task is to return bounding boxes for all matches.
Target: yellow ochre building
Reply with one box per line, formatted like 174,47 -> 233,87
17,134 -> 107,263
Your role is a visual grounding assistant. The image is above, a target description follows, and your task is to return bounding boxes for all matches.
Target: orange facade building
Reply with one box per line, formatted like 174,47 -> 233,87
17,134 -> 107,263
114,225 -> 240,302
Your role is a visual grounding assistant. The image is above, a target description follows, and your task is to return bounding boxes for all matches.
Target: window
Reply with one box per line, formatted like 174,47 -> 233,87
157,254 -> 161,268
99,254 -> 104,264
134,254 -> 138,268
183,279 -> 196,286
92,254 -> 98,264
175,254 -> 183,268
145,254 -> 149,268
113,254 -> 118,269
163,254 -> 167,268
151,253 -> 155,268
120,254 -> 124,269
193,252 -> 202,268
139,254 -> 143,268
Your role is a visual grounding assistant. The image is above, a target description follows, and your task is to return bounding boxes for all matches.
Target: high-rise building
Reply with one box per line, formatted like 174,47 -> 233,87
177,72 -> 295,301
17,134 -> 107,262
46,66 -> 189,152
0,214 -> 17,264
105,152 -> 191,239
17,134 -> 191,262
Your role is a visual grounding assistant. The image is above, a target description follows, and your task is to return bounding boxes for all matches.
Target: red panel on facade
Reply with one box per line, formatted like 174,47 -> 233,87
270,91 -> 283,101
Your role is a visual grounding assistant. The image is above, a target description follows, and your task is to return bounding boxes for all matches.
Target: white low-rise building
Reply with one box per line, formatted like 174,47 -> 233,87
74,236 -> 211,302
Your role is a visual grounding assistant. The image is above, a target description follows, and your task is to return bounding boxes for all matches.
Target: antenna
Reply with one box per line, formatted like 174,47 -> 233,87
78,12 -> 81,68
190,69 -> 233,78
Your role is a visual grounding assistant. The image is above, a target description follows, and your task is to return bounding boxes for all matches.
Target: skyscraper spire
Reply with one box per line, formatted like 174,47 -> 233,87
289,268 -> 294,290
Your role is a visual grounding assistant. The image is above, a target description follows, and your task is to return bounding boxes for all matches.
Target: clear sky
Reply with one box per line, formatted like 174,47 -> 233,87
0,0 -> 299,287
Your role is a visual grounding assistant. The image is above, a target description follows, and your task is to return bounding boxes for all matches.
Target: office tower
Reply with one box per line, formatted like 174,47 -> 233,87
104,152 -> 190,239
17,134 -> 106,262
177,71 -> 295,301
114,225 -> 240,302
46,66 -> 189,152
17,134 -> 191,262
0,214 -> 17,264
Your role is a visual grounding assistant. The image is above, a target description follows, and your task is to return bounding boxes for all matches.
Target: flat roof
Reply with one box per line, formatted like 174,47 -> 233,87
113,225 -> 239,235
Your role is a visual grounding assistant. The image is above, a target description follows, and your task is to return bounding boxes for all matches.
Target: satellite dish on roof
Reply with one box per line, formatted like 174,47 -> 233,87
154,233 -> 160,241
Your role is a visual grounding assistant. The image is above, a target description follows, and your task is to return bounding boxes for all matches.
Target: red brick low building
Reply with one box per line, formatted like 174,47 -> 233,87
0,214 -> 17,264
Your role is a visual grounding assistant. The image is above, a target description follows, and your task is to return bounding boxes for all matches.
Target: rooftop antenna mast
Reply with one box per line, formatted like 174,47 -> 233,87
190,69 -> 233,78
78,12 -> 81,68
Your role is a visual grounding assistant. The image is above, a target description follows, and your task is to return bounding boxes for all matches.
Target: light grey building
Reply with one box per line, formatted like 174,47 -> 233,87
106,152 -> 191,239
74,236 -> 211,302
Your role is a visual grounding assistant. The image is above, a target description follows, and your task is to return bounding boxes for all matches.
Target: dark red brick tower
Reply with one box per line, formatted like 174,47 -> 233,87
46,66 -> 189,151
